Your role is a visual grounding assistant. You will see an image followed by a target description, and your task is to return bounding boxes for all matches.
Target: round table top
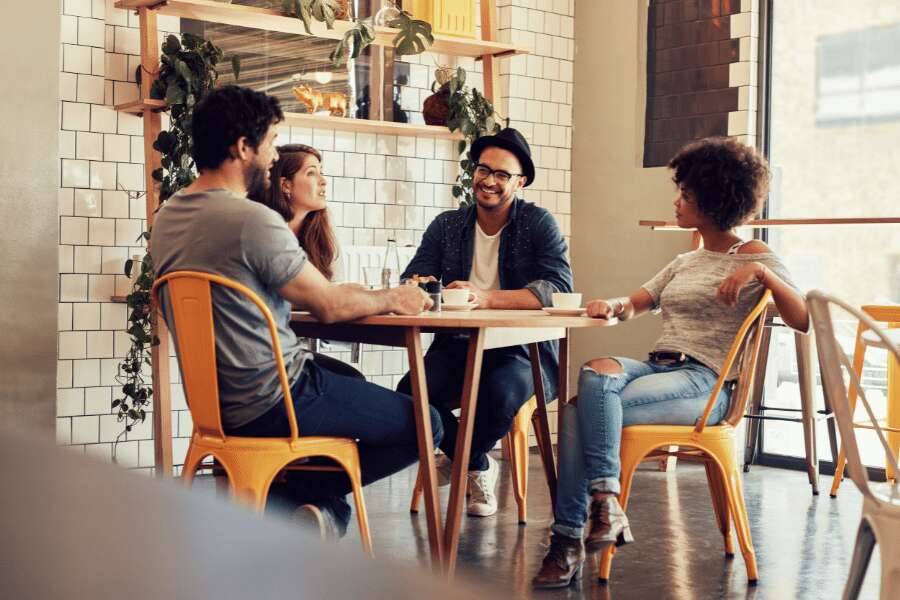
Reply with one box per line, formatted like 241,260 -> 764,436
290,308 -> 615,329
861,328 -> 900,351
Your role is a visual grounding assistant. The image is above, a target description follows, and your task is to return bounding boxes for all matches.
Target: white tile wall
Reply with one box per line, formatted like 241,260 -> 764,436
55,0 -> 574,469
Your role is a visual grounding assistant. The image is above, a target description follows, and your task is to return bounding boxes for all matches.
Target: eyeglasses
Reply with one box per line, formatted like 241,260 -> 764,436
473,164 -> 523,186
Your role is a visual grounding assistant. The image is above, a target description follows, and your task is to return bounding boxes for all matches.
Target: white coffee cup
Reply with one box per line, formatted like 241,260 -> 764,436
552,292 -> 582,310
442,288 -> 477,306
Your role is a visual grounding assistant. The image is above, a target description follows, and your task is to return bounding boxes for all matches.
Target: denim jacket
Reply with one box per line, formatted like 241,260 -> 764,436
402,198 -> 574,399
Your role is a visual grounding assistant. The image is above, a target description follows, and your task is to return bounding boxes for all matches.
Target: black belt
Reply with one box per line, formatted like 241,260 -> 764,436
648,351 -> 691,365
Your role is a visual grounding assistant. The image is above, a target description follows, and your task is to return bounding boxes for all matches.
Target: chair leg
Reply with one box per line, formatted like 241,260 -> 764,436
598,440 -> 645,582
796,331 -> 820,495
410,464 -> 424,513
831,447 -> 848,498
327,447 -> 374,556
875,518 -> 900,600
181,444 -> 204,488
717,451 -> 758,583
507,429 -> 529,524
843,520 -> 876,600
744,326 -> 771,473
704,461 -> 735,557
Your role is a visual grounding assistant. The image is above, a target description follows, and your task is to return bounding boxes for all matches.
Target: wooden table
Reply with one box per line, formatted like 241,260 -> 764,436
290,308 -> 611,576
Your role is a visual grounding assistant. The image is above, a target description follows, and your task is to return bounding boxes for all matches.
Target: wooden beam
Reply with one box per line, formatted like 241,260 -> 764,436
115,0 -> 530,58
138,7 -> 173,479
479,0 -> 502,106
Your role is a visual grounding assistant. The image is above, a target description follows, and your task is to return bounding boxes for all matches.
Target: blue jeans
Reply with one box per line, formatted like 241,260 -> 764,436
396,337 -> 552,472
228,358 -> 444,534
552,356 -> 731,538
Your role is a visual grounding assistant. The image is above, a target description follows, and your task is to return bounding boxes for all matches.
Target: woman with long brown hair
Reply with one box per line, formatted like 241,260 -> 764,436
250,143 -> 361,380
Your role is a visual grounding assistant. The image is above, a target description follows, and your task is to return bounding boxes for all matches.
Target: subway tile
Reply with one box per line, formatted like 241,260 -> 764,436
60,72 -> 78,103
384,205 -> 404,229
535,33 -> 552,57
98,414 -> 122,445
115,218 -> 143,246
321,152 -> 344,177
59,303 -> 73,333
415,137 -> 435,159
364,205 -> 385,228
101,190 -> 129,218
342,204 -> 364,227
78,16 -> 105,47
128,195 -> 146,219
59,331 -> 87,360
103,134 -> 130,162
424,160 -> 443,184
113,80 -> 139,107
62,102 -> 90,131
386,156 -> 405,180
434,139 -> 454,160
90,161 -> 117,190
288,126 -> 312,145
72,416 -> 100,444
74,245 -> 102,273
87,331 -> 114,358
60,130 -> 77,160
550,80 -> 567,104
59,245 -> 75,275
415,182 -> 434,206
397,181 -> 415,205
376,134 -> 397,155
344,152 -> 365,177
375,180 -> 396,204
76,132 -> 103,161
64,0 -> 92,17
130,137 -> 144,164
60,216 -> 89,245
101,246 -> 127,275
99,358 -> 120,387
90,105 -> 118,133
84,443 -> 113,461
332,177 -> 353,203
57,418 -> 73,446
333,130 -> 355,152
59,188 -> 75,217
356,133 -> 376,153
353,178 -> 375,204
113,330 -> 131,357
117,112 -> 142,136
100,302 -> 126,331
405,157 -> 425,181
312,128 -> 335,152
117,163 -> 144,192
365,154 -> 386,179
73,358 -> 101,386
88,217 -> 115,246
57,388 -> 85,418
113,25 -> 139,54
397,136 -> 416,157
63,44 -> 92,74
61,15 -> 78,44
72,302 -> 101,331
88,274 -> 116,301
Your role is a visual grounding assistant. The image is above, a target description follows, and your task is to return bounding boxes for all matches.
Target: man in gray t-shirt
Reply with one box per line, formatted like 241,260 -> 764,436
150,86 -> 439,536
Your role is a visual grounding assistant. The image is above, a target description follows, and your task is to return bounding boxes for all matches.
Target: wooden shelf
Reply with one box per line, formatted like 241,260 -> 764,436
115,99 -> 166,114
639,217 -> 900,231
111,295 -> 128,303
115,0 -> 530,58
282,111 -> 461,138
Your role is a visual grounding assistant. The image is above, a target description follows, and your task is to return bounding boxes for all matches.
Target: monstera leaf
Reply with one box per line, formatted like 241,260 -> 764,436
388,11 -> 433,56
283,0 -> 338,34
330,20 -> 375,65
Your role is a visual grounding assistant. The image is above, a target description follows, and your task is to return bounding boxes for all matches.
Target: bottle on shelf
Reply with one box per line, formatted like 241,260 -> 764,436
382,238 -> 400,289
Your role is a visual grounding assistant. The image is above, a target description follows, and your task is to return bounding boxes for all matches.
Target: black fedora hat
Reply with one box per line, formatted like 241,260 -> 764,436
470,128 -> 535,187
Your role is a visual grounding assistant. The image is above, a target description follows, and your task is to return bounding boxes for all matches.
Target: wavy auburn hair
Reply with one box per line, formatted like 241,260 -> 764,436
252,144 -> 337,280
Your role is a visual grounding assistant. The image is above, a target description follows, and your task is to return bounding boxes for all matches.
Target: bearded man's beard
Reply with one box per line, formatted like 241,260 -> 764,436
245,161 -> 270,200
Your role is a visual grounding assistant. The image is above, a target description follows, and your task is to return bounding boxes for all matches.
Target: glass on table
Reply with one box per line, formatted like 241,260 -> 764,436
363,266 -> 383,289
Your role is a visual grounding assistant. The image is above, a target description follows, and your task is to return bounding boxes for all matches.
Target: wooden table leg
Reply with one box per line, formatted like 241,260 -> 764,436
557,331 -> 569,437
444,328 -> 485,577
795,331 -> 820,494
528,343 -> 557,509
404,327 -> 445,573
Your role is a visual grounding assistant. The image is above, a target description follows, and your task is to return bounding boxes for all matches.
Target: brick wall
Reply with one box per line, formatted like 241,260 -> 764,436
56,0 -> 574,472
643,0 -> 748,167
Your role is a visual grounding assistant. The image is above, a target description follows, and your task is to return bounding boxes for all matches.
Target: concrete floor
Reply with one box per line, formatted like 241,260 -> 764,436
343,453 -> 882,600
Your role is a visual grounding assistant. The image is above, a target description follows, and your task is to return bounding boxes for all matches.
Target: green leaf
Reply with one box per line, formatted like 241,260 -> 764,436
165,81 -> 186,105
163,34 -> 181,55
388,12 -> 434,56
231,54 -> 241,80
124,259 -> 134,278
309,0 -> 337,28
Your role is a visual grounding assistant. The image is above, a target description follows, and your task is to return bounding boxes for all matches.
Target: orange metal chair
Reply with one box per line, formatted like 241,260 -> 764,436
598,291 -> 772,584
151,271 -> 373,555
409,395 -> 552,523
829,304 -> 900,498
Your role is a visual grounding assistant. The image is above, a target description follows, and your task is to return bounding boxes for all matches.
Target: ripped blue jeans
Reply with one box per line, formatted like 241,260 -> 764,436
552,356 -> 732,538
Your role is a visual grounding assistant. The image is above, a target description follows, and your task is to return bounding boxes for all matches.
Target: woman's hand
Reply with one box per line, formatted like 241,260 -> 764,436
717,262 -> 765,307
586,299 -> 614,320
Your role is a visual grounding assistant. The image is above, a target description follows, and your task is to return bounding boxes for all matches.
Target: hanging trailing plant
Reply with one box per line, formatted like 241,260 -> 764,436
280,0 -> 433,66
113,32 -> 236,461
444,67 -> 507,206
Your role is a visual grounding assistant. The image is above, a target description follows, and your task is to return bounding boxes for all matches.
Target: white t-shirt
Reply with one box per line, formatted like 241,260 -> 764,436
468,222 -> 505,290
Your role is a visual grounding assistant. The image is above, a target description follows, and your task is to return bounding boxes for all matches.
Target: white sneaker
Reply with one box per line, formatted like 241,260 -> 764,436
466,454 -> 499,517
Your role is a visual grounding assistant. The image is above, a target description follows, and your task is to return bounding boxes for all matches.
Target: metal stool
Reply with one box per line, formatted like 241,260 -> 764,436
742,303 -> 839,495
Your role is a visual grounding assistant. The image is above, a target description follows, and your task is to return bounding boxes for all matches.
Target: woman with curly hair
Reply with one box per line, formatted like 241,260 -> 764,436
532,137 -> 809,588
250,143 -> 362,380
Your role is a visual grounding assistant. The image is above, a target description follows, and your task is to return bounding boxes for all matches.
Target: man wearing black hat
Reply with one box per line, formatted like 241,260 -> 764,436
397,128 -> 573,517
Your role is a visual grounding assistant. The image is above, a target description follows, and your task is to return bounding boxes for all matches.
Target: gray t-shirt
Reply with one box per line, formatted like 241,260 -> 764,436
151,188 -> 309,429
641,248 -> 799,379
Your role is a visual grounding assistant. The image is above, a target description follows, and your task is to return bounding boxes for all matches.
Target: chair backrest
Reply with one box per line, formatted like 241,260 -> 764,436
695,291 -> 771,433
151,271 -> 299,442
808,290 -> 900,505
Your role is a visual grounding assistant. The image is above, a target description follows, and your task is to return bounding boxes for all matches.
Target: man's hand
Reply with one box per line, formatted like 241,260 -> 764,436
586,299 -> 614,320
445,280 -> 493,308
717,262 -> 764,307
388,285 -> 433,315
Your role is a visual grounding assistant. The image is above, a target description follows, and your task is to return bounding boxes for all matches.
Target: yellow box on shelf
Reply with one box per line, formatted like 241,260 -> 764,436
405,0 -> 476,39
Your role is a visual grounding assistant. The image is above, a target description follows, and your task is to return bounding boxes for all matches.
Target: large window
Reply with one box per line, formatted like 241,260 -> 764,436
762,1 -> 900,468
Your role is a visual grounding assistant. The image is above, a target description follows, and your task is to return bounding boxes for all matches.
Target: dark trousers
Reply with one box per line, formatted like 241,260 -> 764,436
229,358 -> 443,532
396,338 -> 536,472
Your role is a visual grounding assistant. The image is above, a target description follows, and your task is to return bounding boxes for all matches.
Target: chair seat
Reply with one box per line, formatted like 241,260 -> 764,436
193,432 -> 359,453
622,423 -> 736,442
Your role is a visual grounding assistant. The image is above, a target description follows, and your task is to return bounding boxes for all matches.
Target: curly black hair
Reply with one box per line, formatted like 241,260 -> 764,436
668,137 -> 770,230
191,85 -> 284,171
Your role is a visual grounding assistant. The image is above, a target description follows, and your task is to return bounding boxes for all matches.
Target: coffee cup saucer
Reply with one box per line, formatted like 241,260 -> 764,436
542,306 -> 587,316
442,301 -> 479,311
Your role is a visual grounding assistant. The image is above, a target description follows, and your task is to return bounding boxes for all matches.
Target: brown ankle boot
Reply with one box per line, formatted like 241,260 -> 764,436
531,533 -> 586,589
584,495 -> 634,553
